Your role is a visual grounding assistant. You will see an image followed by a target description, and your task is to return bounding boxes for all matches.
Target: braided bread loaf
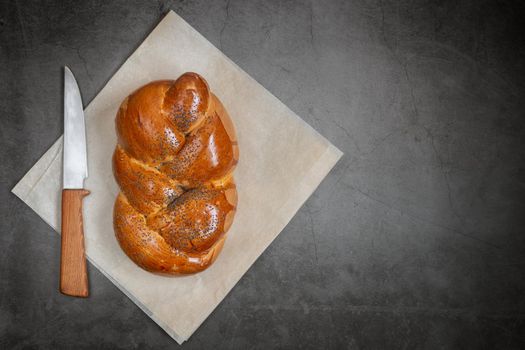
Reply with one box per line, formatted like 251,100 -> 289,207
113,72 -> 238,274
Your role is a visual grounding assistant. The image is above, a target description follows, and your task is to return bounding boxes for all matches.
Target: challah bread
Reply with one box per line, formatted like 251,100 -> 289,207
113,72 -> 238,274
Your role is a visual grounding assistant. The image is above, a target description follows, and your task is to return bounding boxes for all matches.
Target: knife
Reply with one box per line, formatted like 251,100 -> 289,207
60,66 -> 89,297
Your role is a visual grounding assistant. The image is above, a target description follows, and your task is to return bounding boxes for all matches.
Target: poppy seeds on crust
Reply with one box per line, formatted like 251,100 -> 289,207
114,74 -> 237,270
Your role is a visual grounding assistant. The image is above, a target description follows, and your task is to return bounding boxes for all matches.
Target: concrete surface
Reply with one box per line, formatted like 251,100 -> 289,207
1,0 -> 525,348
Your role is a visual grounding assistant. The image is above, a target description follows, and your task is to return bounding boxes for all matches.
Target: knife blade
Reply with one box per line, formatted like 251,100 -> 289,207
63,66 -> 88,189
60,66 -> 90,297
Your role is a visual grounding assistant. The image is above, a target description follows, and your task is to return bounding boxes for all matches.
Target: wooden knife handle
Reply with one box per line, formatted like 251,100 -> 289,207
60,189 -> 90,297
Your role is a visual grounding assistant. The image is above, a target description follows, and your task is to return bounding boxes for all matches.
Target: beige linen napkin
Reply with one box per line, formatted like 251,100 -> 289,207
12,11 -> 342,344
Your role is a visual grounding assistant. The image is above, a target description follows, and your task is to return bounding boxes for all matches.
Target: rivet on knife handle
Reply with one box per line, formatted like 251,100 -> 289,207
60,189 -> 90,297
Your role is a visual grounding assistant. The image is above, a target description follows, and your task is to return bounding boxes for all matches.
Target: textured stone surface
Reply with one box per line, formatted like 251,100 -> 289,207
1,0 -> 525,348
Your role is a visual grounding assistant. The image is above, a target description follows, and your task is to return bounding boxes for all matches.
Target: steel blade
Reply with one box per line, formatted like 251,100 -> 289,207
63,66 -> 88,189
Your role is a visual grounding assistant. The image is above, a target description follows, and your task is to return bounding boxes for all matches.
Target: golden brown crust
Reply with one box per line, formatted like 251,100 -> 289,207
113,72 -> 238,275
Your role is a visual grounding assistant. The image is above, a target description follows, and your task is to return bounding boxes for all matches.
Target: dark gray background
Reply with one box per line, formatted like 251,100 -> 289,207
1,0 -> 525,348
